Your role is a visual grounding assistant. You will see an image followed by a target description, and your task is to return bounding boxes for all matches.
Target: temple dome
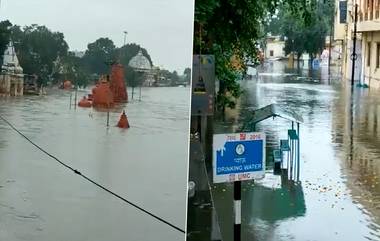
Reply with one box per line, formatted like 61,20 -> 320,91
128,50 -> 151,71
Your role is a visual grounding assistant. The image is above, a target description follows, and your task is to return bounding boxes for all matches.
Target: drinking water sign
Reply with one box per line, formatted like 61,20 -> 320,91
213,132 -> 266,183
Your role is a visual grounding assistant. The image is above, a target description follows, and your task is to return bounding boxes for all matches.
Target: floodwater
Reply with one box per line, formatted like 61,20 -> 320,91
0,86 -> 190,241
211,61 -> 380,241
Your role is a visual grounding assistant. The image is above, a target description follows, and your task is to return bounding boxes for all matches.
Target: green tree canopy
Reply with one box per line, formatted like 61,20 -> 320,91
11,24 -> 69,85
184,67 -> 191,83
194,0 -> 329,109
82,37 -> 116,75
268,0 -> 334,59
0,20 -> 12,64
53,52 -> 91,87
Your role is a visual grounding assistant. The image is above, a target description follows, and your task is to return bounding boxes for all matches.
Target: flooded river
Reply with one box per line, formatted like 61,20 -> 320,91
0,87 -> 189,241
211,61 -> 380,241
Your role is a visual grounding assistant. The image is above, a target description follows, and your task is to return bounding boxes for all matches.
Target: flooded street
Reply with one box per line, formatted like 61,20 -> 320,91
212,61 -> 380,241
0,87 -> 189,241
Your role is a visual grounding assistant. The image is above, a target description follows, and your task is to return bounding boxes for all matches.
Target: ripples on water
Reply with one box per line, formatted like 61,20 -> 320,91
0,87 -> 190,241
212,62 -> 380,241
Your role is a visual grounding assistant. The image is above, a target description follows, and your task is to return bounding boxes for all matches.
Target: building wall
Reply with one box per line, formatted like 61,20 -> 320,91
0,74 -> 24,96
334,0 -> 347,40
357,0 -> 380,88
265,41 -> 286,59
361,32 -> 380,88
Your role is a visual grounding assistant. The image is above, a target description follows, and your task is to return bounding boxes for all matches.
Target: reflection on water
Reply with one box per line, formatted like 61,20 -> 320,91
212,61 -> 380,241
0,87 -> 189,241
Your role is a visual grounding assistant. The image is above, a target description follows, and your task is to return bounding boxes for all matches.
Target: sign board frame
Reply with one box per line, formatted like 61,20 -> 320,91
213,132 -> 266,183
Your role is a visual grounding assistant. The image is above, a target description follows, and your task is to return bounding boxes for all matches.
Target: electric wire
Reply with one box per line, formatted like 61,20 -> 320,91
0,114 -> 185,234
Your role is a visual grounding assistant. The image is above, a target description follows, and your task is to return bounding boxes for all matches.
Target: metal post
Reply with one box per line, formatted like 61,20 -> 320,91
123,31 -> 128,46
351,4 -> 358,88
107,93 -> 110,127
290,140 -> 294,180
234,181 -> 241,241
328,1 -> 334,77
287,136 -> 290,171
69,93 -> 72,109
139,86 -> 142,101
74,86 -> 78,110
297,123 -> 301,181
297,123 -> 300,181
107,110 -> 110,127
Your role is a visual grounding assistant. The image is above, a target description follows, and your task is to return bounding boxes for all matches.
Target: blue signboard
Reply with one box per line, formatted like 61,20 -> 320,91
213,132 -> 266,183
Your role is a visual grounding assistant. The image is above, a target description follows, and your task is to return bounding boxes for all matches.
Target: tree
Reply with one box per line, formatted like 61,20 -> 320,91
56,52 -> 91,87
194,0 -> 325,110
82,37 -> 116,75
11,24 -> 69,86
171,70 -> 179,85
184,67 -> 191,84
0,20 -> 12,64
278,0 -> 333,62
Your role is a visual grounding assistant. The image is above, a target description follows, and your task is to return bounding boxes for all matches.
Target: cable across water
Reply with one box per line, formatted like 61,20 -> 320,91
0,114 -> 185,234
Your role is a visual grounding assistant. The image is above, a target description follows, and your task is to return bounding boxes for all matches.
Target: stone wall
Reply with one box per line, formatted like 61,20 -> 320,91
0,74 -> 24,96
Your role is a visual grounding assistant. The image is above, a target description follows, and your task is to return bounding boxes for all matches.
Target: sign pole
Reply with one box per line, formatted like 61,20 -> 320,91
351,3 -> 358,88
234,181 -> 241,241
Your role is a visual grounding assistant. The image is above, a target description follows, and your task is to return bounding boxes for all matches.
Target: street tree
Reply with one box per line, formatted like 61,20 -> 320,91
194,0 -> 327,110
277,0 -> 333,62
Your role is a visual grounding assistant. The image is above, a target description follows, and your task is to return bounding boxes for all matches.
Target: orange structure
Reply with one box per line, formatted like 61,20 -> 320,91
92,78 -> 114,108
77,63 -> 127,109
63,80 -> 72,90
78,96 -> 92,108
110,64 -> 128,102
117,110 -> 130,128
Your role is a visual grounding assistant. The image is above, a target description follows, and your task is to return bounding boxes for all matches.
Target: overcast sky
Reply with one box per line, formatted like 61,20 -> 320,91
0,0 -> 194,72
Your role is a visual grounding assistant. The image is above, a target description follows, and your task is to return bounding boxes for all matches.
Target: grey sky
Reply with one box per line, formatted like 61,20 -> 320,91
0,0 -> 194,73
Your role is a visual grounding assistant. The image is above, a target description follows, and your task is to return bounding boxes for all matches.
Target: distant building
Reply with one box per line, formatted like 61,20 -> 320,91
73,51 -> 85,58
265,36 -> 286,59
128,50 -> 153,86
0,41 -> 24,96
334,0 -> 361,84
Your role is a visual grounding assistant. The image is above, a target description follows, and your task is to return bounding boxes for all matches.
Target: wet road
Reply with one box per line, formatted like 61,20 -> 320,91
212,61 -> 380,241
0,87 -> 189,241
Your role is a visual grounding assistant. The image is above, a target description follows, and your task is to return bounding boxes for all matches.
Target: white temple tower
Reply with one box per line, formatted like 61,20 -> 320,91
0,41 -> 24,96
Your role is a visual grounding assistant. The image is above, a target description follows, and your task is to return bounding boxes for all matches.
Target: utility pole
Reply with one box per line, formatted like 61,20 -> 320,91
350,4 -> 358,88
328,1 -> 334,76
123,31 -> 128,46
119,31 -> 127,62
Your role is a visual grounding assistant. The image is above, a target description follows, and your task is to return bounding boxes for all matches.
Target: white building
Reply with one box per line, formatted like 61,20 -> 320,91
0,41 -> 24,96
128,50 -> 153,86
334,0 -> 363,84
265,36 -> 286,59
357,0 -> 380,88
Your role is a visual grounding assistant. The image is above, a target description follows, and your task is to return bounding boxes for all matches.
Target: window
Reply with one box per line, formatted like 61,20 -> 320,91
368,42 -> 371,67
270,50 -> 274,56
376,42 -> 380,68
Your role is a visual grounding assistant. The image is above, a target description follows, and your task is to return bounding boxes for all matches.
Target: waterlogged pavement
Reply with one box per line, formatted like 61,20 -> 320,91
0,87 -> 189,241
211,62 -> 380,241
